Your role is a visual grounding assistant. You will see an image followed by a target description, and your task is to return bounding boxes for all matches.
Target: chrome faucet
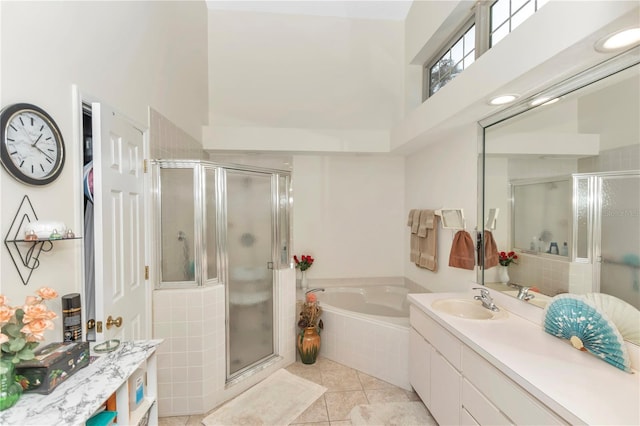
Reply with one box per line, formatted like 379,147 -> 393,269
509,283 -> 536,302
472,287 -> 500,312
305,288 -> 325,295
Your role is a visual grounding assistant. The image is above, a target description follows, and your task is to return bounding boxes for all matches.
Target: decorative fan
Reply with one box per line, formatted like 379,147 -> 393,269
542,294 -> 633,373
584,293 -> 640,344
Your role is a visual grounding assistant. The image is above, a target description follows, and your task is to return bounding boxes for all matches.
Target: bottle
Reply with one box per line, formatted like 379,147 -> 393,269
561,242 -> 568,257
62,293 -> 82,342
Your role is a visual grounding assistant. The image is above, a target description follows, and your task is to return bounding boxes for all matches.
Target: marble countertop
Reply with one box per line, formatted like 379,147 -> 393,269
0,340 -> 162,426
408,292 -> 640,425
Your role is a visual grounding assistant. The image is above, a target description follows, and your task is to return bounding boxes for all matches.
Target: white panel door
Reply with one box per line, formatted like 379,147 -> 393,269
92,102 -> 147,342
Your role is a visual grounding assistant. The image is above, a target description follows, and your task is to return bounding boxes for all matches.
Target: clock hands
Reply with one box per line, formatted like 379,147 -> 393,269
15,121 -> 56,163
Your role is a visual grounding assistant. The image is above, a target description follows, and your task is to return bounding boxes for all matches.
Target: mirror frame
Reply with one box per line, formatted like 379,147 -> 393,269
477,45 -> 640,288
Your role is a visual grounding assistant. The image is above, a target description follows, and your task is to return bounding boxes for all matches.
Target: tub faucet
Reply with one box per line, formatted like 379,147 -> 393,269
306,288 -> 325,295
472,287 -> 500,312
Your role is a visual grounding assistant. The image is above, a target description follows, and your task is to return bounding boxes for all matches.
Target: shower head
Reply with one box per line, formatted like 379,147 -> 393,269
177,231 -> 186,241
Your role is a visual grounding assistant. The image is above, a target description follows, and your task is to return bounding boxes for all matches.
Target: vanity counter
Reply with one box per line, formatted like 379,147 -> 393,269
408,292 -> 640,425
0,340 -> 162,426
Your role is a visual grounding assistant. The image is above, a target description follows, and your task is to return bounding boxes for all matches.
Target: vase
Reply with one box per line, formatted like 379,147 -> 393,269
498,265 -> 510,285
300,270 -> 308,291
297,326 -> 321,364
0,359 -> 22,411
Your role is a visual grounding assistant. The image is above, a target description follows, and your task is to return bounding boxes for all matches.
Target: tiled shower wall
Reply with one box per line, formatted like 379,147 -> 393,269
149,108 -> 209,160
154,286 -> 224,416
153,272 -> 296,417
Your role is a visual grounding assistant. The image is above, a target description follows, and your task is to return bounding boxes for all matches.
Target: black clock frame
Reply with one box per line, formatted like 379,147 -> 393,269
0,103 -> 65,186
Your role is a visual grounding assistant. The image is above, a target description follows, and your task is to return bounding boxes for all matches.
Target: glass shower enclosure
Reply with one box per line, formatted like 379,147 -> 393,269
152,160 -> 292,381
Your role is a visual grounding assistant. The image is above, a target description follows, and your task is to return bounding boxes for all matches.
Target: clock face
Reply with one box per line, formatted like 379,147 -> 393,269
0,103 -> 65,185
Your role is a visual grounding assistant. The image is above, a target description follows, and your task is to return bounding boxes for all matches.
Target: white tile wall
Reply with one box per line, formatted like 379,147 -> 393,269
507,252 -> 578,296
149,108 -> 209,160
153,269 -> 296,417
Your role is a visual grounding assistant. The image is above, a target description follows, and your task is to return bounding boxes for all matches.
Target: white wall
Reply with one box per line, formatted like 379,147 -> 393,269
404,127 -> 479,292
0,1 -> 208,339
292,155 -> 405,280
204,8 -> 404,153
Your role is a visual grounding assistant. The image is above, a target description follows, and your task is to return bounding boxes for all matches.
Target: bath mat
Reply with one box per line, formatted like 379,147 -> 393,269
350,401 -> 437,426
202,369 -> 326,426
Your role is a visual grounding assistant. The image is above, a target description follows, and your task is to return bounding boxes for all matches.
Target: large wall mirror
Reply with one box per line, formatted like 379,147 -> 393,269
479,47 -> 640,344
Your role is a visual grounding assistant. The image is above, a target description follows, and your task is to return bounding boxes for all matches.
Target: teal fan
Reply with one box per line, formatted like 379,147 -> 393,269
542,294 -> 633,373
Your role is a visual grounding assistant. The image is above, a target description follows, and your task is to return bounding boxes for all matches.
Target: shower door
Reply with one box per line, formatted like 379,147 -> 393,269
226,170 -> 276,378
597,173 -> 640,309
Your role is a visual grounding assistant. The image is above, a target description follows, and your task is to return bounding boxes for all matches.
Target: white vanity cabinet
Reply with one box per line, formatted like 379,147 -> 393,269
409,305 -> 565,426
409,305 -> 462,425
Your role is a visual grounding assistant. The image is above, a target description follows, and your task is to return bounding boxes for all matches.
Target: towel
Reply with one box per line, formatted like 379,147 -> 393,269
417,209 -> 435,237
407,209 -> 416,227
410,209 -> 421,234
417,210 -> 438,271
408,209 -> 420,262
449,230 -> 475,270
484,230 -> 499,269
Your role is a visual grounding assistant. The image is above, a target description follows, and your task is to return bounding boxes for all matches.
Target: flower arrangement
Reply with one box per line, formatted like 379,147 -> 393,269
297,292 -> 323,332
294,254 -> 314,271
0,288 -> 58,364
499,251 -> 518,267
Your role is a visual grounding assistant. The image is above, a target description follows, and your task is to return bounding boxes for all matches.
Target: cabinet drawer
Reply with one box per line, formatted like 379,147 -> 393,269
462,378 -> 511,426
462,346 -> 567,425
409,305 -> 461,370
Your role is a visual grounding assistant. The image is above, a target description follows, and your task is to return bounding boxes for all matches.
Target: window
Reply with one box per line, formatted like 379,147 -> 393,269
428,24 -> 476,97
490,0 -> 549,47
423,0 -> 549,100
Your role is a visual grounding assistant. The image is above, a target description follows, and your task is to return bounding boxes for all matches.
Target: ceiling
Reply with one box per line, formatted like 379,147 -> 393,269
206,0 -> 413,21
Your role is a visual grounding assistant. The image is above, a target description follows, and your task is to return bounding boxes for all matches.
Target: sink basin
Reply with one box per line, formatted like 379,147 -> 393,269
431,299 -> 508,320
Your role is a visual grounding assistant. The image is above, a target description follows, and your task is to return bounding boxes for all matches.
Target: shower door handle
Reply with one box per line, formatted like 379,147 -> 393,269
267,261 -> 274,270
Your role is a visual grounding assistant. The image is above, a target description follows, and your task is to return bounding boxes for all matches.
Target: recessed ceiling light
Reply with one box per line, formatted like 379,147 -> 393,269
595,27 -> 640,52
530,96 -> 561,107
488,94 -> 519,106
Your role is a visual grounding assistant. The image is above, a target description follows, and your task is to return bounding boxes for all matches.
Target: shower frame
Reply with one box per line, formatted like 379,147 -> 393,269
151,159 -> 293,382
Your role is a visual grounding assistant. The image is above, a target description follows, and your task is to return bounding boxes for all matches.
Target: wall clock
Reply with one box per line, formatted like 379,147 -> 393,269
0,103 -> 65,185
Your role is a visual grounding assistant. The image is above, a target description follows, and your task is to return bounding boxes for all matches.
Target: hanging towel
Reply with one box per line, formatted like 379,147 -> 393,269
417,210 -> 438,271
407,209 -> 416,227
408,209 -> 420,262
411,209 -> 421,234
484,230 -> 499,269
417,209 -> 435,238
449,230 -> 475,270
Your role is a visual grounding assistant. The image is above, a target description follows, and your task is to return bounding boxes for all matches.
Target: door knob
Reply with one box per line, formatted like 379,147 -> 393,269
86,319 -> 95,330
106,315 -> 123,329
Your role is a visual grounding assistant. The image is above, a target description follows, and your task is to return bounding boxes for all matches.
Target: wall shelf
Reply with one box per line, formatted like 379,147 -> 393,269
3,195 -> 81,286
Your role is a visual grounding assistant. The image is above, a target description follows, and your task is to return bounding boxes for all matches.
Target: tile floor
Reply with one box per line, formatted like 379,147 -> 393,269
158,356 -> 429,426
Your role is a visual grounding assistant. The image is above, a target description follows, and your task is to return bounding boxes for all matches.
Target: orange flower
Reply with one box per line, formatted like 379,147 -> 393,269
0,334 -> 8,345
21,318 -> 54,341
22,303 -> 57,323
0,295 -> 7,306
306,293 -> 317,303
0,305 -> 15,323
36,287 -> 58,300
24,296 -> 39,306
